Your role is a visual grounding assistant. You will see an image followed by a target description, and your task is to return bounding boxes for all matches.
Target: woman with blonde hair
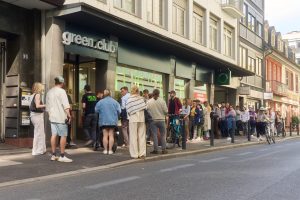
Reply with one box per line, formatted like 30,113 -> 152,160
30,82 -> 46,155
126,85 -> 147,159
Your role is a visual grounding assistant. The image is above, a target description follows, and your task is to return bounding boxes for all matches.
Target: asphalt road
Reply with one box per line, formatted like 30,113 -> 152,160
1,139 -> 300,200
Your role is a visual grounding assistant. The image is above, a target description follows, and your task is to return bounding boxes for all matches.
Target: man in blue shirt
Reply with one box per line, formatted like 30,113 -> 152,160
120,86 -> 130,147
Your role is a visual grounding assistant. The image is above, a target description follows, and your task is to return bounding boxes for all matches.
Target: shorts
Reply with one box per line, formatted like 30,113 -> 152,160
51,123 -> 68,137
101,125 -> 117,130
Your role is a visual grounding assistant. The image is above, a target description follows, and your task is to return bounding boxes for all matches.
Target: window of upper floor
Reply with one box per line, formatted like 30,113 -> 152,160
247,13 -> 255,32
172,0 -> 187,37
256,57 -> 262,76
147,0 -> 164,27
239,46 -> 247,68
192,4 -> 205,45
114,0 -> 137,15
296,75 -> 299,93
248,56 -> 256,72
209,15 -> 219,51
224,24 -> 234,58
264,27 -> 269,43
286,70 -> 294,91
256,22 -> 263,38
240,3 -> 247,25
271,30 -> 276,47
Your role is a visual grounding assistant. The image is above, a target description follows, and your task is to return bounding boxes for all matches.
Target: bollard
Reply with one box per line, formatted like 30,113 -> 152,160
290,122 -> 292,137
298,124 -> 299,136
210,115 -> 215,147
181,117 -> 186,150
246,122 -> 250,141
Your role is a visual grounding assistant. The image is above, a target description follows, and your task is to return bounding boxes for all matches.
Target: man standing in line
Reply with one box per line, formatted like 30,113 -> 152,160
46,76 -> 72,162
168,90 -> 182,115
82,85 -> 98,147
120,86 -> 130,147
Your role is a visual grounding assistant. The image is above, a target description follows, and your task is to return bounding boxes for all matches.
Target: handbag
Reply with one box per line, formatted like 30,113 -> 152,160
144,109 -> 152,123
29,94 -> 44,113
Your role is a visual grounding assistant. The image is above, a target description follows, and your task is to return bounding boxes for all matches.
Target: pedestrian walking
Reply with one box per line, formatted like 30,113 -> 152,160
30,82 -> 46,156
147,89 -> 168,154
126,85 -> 147,159
95,89 -> 121,155
82,85 -> 98,147
46,76 -> 72,162
120,86 -> 130,147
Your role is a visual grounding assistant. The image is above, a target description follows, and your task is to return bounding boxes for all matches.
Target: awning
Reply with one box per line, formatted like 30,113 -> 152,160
53,3 -> 255,77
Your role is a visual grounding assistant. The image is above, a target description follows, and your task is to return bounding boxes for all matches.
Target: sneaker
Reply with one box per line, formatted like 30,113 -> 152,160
50,155 -> 58,161
103,150 -> 108,154
69,142 -> 76,146
227,137 -> 231,141
58,156 -> 73,163
108,150 -> 113,155
162,150 -> 168,154
150,150 -> 158,154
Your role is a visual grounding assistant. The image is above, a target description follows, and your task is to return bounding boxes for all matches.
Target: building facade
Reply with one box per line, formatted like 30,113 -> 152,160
237,0 -> 264,110
264,21 -> 300,126
283,31 -> 300,65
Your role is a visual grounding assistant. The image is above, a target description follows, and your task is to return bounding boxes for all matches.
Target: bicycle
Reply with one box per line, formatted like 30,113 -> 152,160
166,114 -> 184,149
265,121 -> 275,144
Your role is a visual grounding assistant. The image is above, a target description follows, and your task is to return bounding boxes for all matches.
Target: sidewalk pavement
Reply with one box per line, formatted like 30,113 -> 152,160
0,134 -> 299,187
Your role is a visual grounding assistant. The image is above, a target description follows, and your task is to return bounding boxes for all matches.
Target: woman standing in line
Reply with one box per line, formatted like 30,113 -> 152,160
30,82 -> 46,156
126,85 -> 147,159
180,98 -> 190,142
95,89 -> 121,155
203,101 -> 211,140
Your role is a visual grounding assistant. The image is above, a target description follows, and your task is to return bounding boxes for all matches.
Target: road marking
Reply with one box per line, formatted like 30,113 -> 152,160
85,176 -> 140,189
236,150 -> 281,162
160,164 -> 195,172
259,148 -> 268,152
0,159 -> 22,167
199,157 -> 228,163
236,152 -> 253,156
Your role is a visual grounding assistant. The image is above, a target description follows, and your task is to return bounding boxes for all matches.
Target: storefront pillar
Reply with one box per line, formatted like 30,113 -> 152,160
168,57 -> 176,92
44,17 -> 65,91
106,36 -> 118,96
208,83 -> 215,104
188,63 -> 196,99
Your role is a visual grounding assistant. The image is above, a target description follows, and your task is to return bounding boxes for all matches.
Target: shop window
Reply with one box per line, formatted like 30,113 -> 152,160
224,24 -> 233,57
172,0 -> 187,37
174,78 -> 185,100
114,0 -> 136,14
192,4 -> 204,45
147,0 -> 164,27
209,16 -> 218,51
115,66 -> 164,98
193,84 -> 207,102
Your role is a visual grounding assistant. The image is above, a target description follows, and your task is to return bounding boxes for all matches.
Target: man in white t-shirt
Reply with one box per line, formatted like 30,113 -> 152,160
46,76 -> 72,162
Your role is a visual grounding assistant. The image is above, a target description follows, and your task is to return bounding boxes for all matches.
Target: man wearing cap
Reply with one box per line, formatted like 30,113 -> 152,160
82,85 -> 98,148
168,90 -> 182,116
46,76 -> 73,162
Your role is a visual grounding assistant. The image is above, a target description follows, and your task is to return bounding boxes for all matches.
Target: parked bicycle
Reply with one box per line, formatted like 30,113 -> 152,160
166,114 -> 184,149
265,121 -> 275,144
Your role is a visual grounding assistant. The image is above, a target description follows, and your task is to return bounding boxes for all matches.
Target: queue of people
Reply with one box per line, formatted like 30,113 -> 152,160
29,76 -> 287,163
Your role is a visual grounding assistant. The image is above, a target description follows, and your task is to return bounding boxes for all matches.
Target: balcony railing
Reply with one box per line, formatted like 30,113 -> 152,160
266,80 -> 288,97
219,0 -> 244,18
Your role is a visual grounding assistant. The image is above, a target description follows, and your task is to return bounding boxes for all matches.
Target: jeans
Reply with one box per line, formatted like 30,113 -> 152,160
150,120 -> 167,151
83,113 -> 97,142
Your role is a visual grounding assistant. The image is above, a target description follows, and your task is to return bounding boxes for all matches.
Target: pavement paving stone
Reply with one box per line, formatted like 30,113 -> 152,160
0,134 -> 299,184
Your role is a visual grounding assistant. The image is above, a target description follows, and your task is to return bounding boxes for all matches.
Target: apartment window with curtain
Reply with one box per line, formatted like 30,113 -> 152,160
192,5 -> 204,45
286,70 -> 294,91
114,0 -> 136,14
147,0 -> 164,26
209,16 -> 218,51
248,57 -> 256,72
224,24 -> 233,57
247,14 -> 255,32
239,46 -> 247,68
172,0 -> 187,36
256,57 -> 262,76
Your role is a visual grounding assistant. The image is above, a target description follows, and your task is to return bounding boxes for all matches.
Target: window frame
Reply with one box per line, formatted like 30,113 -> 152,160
192,9 -> 204,45
147,0 -> 164,27
172,1 -> 187,37
209,16 -> 218,51
224,24 -> 233,58
247,13 -> 255,32
114,0 -> 137,15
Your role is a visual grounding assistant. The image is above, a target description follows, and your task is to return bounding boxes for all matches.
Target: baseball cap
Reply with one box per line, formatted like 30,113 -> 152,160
54,76 -> 64,84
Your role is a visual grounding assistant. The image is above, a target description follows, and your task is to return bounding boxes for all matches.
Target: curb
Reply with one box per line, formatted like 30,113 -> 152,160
0,136 -> 299,189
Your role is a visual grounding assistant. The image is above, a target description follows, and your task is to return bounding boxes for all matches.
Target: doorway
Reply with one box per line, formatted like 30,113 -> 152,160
63,53 -> 100,140
0,39 -> 6,141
